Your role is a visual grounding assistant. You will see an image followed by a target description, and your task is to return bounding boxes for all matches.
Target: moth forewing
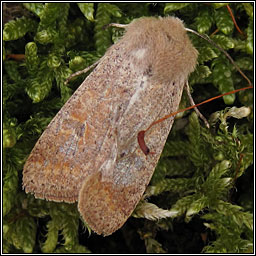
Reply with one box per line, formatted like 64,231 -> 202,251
23,16 -> 198,236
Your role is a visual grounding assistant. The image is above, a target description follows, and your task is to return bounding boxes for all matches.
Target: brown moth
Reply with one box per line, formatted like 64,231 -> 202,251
23,16 -> 198,236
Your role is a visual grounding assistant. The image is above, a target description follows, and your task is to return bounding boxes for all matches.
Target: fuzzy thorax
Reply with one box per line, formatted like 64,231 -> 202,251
119,16 -> 198,85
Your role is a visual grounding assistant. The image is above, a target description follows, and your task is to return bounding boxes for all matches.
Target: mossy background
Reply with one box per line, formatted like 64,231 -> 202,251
2,2 -> 253,253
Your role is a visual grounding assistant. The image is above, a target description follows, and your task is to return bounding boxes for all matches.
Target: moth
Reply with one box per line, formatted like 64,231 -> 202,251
23,16 -> 198,236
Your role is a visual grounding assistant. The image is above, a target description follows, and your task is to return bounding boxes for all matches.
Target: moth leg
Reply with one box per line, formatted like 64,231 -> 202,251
65,59 -> 101,85
185,81 -> 210,128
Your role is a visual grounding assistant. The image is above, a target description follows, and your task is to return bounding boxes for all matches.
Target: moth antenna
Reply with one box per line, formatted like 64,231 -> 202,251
185,81 -> 210,128
143,86 -> 253,134
66,22 -> 128,84
106,23 -> 128,29
65,60 -> 100,85
139,85 -> 252,155
186,28 -> 252,86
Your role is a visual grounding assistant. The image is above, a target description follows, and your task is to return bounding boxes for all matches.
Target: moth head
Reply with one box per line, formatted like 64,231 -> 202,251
121,16 -> 198,85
